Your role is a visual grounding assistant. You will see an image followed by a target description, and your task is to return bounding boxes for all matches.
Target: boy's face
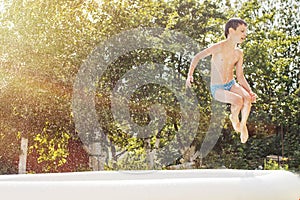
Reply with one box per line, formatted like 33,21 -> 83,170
230,24 -> 247,44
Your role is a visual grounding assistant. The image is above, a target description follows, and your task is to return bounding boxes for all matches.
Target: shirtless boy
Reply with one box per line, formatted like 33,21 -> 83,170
186,18 -> 256,143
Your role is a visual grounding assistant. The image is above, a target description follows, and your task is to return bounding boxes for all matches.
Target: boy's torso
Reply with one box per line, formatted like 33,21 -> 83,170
210,42 -> 241,85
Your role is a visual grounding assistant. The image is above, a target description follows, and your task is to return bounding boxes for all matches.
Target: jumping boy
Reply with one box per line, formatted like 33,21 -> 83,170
186,18 -> 256,143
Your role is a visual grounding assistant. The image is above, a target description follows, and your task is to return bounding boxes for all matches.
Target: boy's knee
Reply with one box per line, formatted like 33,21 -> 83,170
235,96 -> 244,108
243,94 -> 252,105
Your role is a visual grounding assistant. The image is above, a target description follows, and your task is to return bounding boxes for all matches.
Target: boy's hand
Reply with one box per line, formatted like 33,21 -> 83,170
249,91 -> 257,103
186,75 -> 193,88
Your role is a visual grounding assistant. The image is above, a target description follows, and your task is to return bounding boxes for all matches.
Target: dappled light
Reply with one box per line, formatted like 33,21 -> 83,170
0,0 -> 299,174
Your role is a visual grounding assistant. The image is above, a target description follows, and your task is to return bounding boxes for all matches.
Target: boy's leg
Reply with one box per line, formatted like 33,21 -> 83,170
230,84 -> 252,143
230,104 -> 241,132
214,89 -> 243,132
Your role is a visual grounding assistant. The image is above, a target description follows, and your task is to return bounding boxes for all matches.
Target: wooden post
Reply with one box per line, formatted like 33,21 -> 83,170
89,142 -> 108,171
145,138 -> 153,169
88,129 -> 111,171
89,142 -> 100,171
18,137 -> 28,174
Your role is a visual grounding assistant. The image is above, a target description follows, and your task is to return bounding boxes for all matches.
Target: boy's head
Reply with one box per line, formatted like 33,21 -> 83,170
225,18 -> 247,38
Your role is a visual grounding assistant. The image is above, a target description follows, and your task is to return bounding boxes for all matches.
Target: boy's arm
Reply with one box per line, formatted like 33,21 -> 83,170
236,50 -> 256,101
188,46 -> 214,77
186,46 -> 214,87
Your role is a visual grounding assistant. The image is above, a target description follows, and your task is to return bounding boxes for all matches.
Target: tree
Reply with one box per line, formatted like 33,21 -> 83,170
0,0 -> 298,173
205,0 -> 300,171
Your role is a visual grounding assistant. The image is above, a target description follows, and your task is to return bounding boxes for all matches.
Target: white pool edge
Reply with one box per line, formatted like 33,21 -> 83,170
0,169 -> 299,200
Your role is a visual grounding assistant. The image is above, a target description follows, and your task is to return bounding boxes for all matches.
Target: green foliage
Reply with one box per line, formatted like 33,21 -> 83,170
106,148 -> 149,170
237,0 -> 300,172
30,122 -> 71,172
264,159 -> 288,170
0,0 -> 299,173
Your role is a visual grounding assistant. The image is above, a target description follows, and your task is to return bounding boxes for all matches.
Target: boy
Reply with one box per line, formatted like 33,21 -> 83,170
186,18 -> 256,143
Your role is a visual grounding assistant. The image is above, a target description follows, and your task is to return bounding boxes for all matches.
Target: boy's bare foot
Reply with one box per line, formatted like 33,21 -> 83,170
229,114 -> 240,132
240,122 -> 249,143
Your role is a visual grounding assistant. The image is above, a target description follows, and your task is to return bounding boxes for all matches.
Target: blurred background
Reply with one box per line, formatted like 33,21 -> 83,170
0,0 -> 299,173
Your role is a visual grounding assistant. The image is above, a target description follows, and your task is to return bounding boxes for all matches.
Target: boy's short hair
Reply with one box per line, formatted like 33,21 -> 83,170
225,18 -> 247,38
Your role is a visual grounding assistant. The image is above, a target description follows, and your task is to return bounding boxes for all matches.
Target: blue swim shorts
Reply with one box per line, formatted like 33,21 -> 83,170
210,79 -> 236,99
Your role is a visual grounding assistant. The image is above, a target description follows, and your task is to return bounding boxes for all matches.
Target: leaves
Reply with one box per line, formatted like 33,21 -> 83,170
30,122 -> 71,172
0,0 -> 299,173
